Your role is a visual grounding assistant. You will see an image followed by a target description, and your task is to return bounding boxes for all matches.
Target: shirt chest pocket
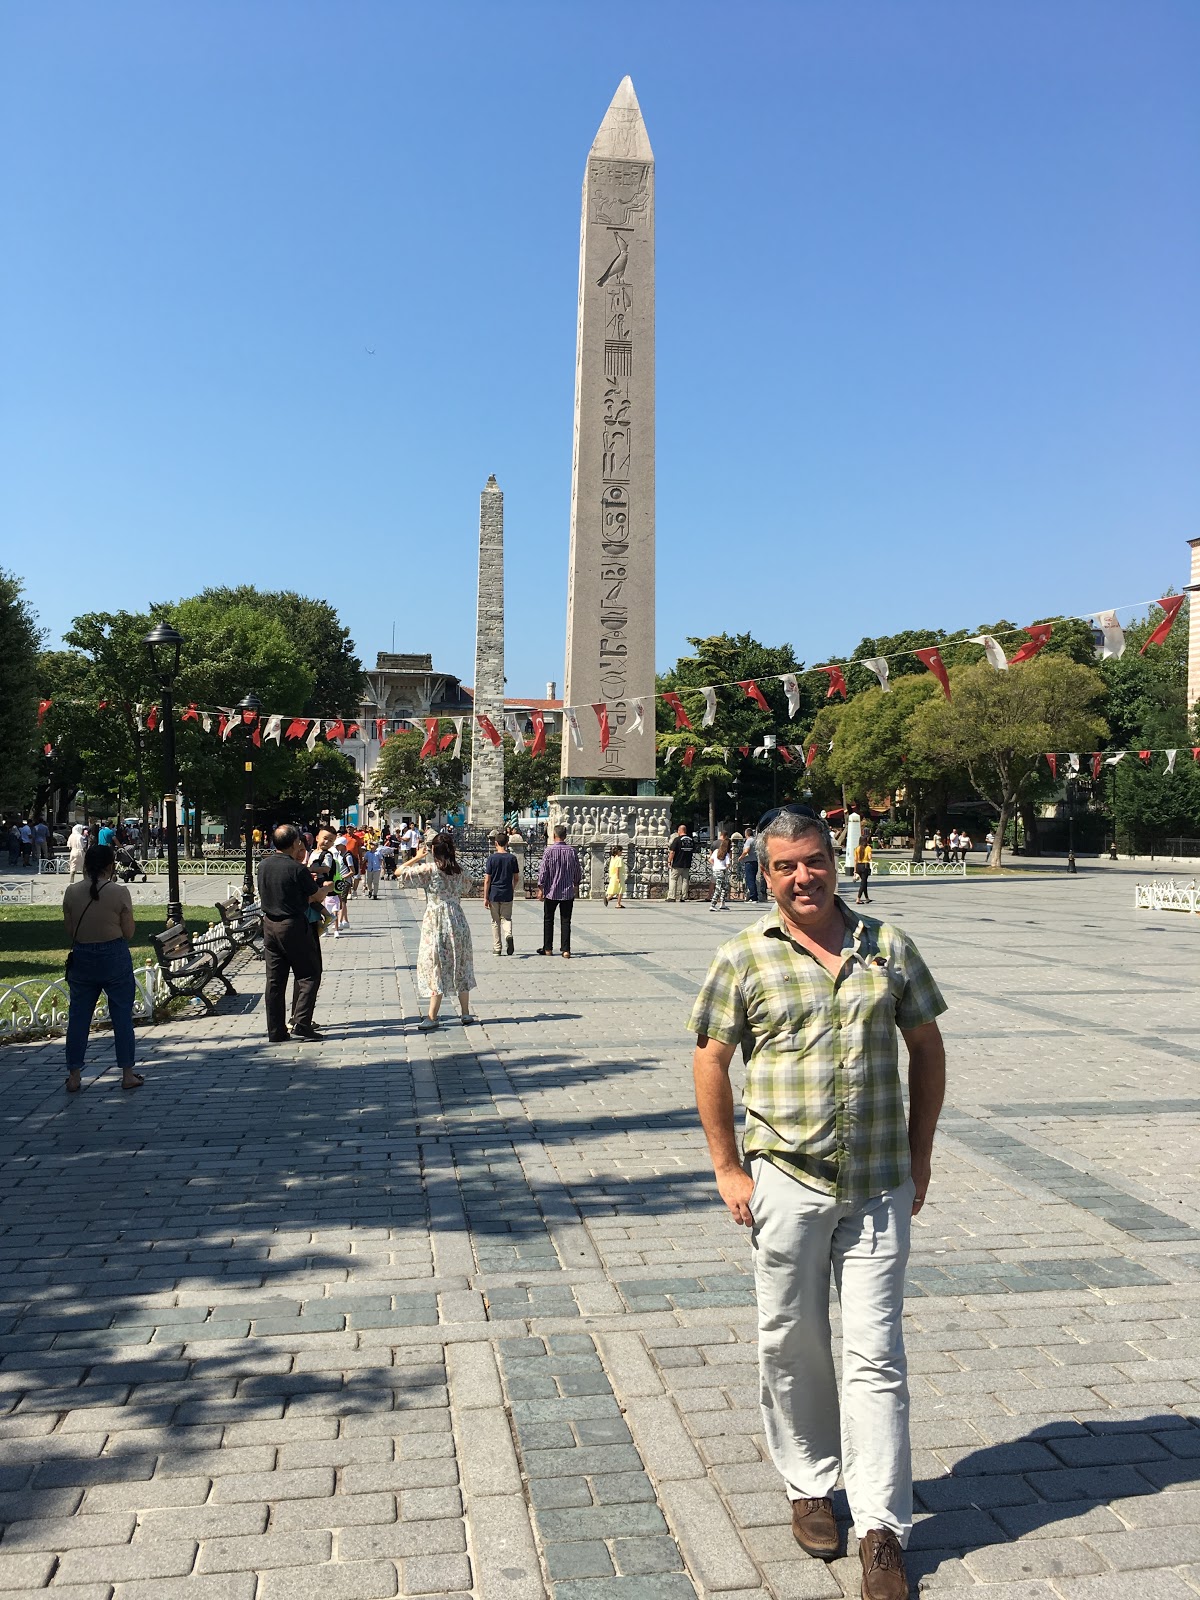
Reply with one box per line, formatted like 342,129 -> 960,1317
838,960 -> 897,1029
748,975 -> 817,1039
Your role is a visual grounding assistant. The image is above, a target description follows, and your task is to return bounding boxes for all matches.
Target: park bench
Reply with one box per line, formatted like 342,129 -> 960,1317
215,894 -> 264,958
150,922 -> 236,1014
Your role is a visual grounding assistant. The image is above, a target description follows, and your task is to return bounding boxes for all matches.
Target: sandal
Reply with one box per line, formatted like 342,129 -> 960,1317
121,1073 -> 145,1090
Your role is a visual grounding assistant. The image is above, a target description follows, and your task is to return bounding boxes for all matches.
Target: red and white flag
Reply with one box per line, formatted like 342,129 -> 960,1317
592,703 -> 611,752
739,679 -> 770,712
1046,753 -> 1058,779
1141,595 -> 1186,654
1009,624 -> 1053,664
477,714 -> 501,748
781,674 -> 800,717
818,665 -> 847,700
419,719 -> 439,758
915,647 -> 951,699
662,692 -> 692,730
285,717 -> 309,741
263,715 -> 283,744
530,710 -> 546,757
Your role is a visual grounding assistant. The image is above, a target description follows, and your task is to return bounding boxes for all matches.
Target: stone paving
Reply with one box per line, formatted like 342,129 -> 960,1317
1,864 -> 1198,1600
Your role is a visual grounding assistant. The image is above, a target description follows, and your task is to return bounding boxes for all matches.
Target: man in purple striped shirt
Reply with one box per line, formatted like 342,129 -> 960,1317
537,825 -> 582,958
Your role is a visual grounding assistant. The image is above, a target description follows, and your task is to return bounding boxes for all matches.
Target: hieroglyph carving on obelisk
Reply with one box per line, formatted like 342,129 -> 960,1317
469,476 -> 506,827
561,77 -> 655,784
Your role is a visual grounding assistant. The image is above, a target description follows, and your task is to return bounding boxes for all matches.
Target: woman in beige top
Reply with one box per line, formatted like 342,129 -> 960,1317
62,844 -> 142,1092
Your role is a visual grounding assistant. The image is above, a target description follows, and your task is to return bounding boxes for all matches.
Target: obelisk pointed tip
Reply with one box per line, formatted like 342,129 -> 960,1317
484,474 -> 499,490
590,75 -> 653,161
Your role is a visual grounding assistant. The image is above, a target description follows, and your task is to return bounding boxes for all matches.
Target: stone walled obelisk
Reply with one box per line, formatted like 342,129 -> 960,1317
468,476 -> 505,828
560,77 -> 655,789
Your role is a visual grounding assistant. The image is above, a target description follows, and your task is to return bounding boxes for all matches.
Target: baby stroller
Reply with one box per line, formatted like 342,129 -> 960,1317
115,845 -> 147,883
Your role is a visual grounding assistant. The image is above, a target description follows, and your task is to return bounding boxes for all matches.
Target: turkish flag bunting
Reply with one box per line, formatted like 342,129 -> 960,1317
1092,752 -> 1103,779
217,714 -> 228,740
1140,595 -> 1186,654
662,692 -> 692,730
739,679 -> 770,712
44,743 -> 53,757
805,743 -> 817,768
530,710 -> 546,756
819,665 -> 848,700
915,647 -> 951,699
182,703 -> 200,722
325,719 -> 346,742
1193,748 -> 1200,761
419,718 -> 439,757
375,718 -> 386,741
146,706 -> 159,732
285,718 -> 309,741
37,699 -> 52,725
592,703 -> 610,752
252,724 -> 262,747
477,714 -> 502,747
1046,753 -> 1057,778
241,709 -> 257,725
1009,623 -> 1053,664
778,745 -> 793,764
738,744 -> 750,757
439,733 -> 455,752
681,745 -> 696,768
1138,750 -> 1152,764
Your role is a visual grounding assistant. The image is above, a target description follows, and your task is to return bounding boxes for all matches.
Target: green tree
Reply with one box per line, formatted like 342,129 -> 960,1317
58,610 -> 158,829
370,730 -> 466,821
0,571 -> 43,815
505,734 -> 561,817
197,587 -> 363,713
275,746 -> 361,824
911,656 -> 1108,867
828,678 -> 945,861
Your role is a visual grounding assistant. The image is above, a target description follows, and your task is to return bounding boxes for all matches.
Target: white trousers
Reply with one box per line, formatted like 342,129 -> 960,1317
488,899 -> 513,951
750,1157 -> 915,1542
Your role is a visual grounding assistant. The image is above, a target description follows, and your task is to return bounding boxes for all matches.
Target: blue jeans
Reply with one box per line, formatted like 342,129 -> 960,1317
66,939 -> 136,1071
743,862 -> 759,901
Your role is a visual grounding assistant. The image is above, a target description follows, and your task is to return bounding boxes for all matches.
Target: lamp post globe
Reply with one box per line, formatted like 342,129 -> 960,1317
142,622 -> 185,926
236,693 -> 262,904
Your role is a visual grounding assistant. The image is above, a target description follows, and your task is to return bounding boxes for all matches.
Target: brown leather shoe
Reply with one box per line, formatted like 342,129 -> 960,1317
859,1527 -> 908,1600
790,1496 -> 839,1560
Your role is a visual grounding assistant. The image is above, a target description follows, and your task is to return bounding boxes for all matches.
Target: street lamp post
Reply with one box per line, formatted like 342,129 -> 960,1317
143,622 -> 184,926
236,692 -> 262,905
1066,776 -> 1077,874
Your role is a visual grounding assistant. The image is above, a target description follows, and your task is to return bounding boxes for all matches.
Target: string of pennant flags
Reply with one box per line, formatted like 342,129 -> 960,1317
34,592 -> 1187,765
1045,748 -> 1200,780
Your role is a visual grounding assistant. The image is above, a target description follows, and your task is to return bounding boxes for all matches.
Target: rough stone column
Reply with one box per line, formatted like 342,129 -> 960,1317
469,477 -> 505,828
1187,538 -> 1200,726
561,77 -> 655,786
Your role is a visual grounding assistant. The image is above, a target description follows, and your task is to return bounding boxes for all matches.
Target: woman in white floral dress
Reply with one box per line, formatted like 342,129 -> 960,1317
398,833 -> 477,1030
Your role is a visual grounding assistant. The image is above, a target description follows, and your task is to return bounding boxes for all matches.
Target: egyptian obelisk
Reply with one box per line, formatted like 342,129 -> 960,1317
561,77 -> 655,787
468,476 -> 505,827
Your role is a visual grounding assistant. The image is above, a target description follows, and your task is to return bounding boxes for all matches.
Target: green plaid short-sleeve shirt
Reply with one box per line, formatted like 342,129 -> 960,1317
688,899 -> 947,1204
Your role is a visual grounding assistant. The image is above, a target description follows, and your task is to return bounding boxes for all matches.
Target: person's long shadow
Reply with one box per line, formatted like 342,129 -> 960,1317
900,1413 -> 1200,1582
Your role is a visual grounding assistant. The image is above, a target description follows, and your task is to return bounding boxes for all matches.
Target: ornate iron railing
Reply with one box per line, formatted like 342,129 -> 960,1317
886,861 -> 967,877
1134,880 -> 1198,914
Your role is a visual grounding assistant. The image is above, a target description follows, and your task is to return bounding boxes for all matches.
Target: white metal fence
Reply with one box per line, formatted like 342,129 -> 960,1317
1134,880 -> 1198,916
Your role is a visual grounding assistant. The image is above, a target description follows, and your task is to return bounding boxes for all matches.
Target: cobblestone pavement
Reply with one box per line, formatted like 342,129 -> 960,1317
1,866 -> 1198,1600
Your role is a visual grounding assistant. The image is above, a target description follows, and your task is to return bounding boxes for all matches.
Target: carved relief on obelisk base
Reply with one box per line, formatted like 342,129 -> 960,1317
561,76 -> 655,785
469,476 -> 505,827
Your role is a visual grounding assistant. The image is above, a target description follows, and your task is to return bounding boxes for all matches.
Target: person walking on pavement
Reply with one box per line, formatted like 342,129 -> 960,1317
398,833 -> 477,1028
710,833 -> 733,910
689,805 -> 947,1598
854,833 -> 873,905
483,829 -> 519,955
740,827 -> 759,902
605,844 -> 627,908
667,823 -> 695,903
62,845 -> 143,1091
537,824 -> 581,957
363,843 -> 383,900
258,825 -> 332,1042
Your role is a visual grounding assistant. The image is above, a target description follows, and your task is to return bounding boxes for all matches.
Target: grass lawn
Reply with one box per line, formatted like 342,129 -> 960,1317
0,904 -> 211,994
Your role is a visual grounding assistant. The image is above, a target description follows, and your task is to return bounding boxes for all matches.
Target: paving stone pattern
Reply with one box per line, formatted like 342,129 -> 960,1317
0,865 -> 1198,1600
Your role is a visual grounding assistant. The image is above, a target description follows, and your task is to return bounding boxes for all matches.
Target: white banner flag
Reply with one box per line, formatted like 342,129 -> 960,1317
563,707 -> 583,749
662,746 -> 675,765
862,657 -> 891,693
220,709 -> 237,741
1091,611 -> 1126,660
971,635 -> 1009,671
200,712 -> 213,734
452,716 -> 465,759
306,719 -> 323,752
504,712 -> 526,754
1068,752 -> 1080,773
1104,750 -> 1126,766
629,697 -> 646,736
781,674 -> 800,718
1166,749 -> 1178,774
700,687 -> 717,728
263,714 -> 283,745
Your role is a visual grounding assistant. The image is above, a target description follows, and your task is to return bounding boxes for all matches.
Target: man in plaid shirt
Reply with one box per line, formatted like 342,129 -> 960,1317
689,807 -> 946,1600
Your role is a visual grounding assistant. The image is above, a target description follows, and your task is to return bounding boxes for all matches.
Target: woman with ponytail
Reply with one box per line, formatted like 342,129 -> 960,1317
61,844 -> 142,1092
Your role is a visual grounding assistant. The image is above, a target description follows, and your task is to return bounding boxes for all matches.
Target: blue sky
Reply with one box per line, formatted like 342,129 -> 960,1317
3,1 -> 1197,701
